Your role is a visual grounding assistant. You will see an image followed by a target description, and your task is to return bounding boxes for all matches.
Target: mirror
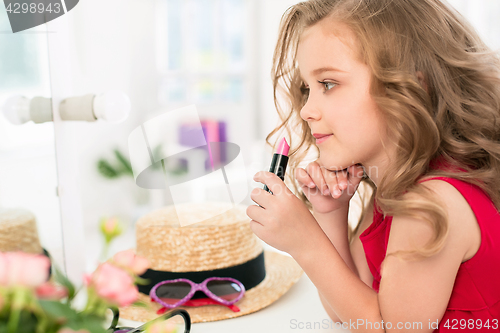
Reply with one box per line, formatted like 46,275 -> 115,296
51,0 -> 257,272
0,10 -> 64,270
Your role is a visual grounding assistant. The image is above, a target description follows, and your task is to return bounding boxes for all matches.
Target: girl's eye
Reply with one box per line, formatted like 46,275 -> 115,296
319,81 -> 337,91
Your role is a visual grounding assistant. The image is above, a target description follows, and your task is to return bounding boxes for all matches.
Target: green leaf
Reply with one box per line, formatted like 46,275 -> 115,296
135,276 -> 150,286
39,300 -> 78,322
97,159 -> 120,178
151,144 -> 163,170
53,266 -> 76,302
131,300 -> 149,308
13,310 -> 38,333
63,314 -> 107,333
114,149 -> 134,176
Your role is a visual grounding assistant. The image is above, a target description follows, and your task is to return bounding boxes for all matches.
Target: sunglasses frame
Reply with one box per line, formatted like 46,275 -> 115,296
107,307 -> 191,333
150,277 -> 245,309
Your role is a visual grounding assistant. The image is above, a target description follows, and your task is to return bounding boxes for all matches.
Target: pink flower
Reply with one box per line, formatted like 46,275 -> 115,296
104,218 -> 118,234
83,274 -> 92,286
0,253 -> 7,285
89,263 -> 138,307
100,217 -> 123,243
112,249 -> 149,275
36,282 -> 68,300
0,252 -> 50,287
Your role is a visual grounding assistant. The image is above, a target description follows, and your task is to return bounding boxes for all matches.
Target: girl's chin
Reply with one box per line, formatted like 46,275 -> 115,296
319,154 -> 361,170
320,162 -> 356,171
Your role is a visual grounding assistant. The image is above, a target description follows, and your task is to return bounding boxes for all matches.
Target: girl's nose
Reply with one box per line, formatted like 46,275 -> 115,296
300,99 -> 321,122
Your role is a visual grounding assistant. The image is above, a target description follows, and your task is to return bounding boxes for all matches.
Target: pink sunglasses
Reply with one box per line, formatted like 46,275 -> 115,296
149,277 -> 245,309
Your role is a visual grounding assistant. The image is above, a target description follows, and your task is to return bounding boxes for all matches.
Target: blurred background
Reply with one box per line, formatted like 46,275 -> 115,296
0,0 -> 499,277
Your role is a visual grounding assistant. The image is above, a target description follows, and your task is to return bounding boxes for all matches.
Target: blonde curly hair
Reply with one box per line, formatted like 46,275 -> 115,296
267,0 -> 500,259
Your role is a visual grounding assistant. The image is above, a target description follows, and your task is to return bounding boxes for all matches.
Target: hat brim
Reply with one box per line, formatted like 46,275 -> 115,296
119,250 -> 303,323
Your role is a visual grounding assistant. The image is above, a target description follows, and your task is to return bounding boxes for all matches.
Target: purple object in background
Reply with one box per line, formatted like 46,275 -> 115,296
178,120 -> 228,171
202,125 -> 212,171
218,121 -> 227,164
178,123 -> 207,147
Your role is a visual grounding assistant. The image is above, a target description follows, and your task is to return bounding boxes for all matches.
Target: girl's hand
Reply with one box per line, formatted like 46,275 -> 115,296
247,171 -> 325,256
295,161 -> 365,214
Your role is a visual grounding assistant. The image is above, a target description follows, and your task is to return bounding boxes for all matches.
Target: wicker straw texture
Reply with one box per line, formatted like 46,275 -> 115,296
136,202 -> 262,272
121,202 -> 303,323
0,209 -> 42,254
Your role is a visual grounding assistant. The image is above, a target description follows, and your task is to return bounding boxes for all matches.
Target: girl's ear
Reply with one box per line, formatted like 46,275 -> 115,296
416,71 -> 429,94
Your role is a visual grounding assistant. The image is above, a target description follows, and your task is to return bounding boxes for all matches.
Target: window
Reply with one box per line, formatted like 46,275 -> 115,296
0,7 -> 53,150
156,0 -> 249,107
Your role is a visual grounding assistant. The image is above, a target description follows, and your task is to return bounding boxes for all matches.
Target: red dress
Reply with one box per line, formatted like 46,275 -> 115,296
359,162 -> 500,331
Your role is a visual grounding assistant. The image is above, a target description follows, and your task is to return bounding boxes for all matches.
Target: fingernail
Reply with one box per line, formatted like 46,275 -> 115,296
334,189 -> 341,196
309,182 -> 316,188
323,188 -> 330,195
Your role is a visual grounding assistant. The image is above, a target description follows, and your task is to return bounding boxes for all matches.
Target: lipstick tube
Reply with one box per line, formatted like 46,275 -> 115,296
264,137 -> 289,194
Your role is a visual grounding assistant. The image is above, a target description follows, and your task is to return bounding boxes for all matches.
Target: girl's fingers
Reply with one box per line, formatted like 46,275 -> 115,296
325,164 -> 365,198
319,166 -> 338,197
296,162 -> 366,199
307,162 -> 329,195
336,168 -> 348,190
247,205 -> 266,238
253,171 -> 292,196
296,168 -> 320,201
295,167 -> 316,188
246,204 -> 266,225
250,183 -> 273,208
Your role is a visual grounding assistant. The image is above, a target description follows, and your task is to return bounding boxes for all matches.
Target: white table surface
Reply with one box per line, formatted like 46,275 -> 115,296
118,273 -> 350,333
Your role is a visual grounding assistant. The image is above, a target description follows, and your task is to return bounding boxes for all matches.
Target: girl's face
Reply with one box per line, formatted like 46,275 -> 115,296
297,20 -> 394,179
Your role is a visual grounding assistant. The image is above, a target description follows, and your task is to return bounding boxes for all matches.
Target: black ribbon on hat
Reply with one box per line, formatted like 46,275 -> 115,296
138,251 -> 266,296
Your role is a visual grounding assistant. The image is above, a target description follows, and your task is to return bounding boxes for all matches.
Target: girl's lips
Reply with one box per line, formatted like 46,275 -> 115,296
316,134 -> 332,144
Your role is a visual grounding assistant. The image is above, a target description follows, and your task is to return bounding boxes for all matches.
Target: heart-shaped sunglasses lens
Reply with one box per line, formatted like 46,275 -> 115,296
206,279 -> 243,302
155,281 -> 192,305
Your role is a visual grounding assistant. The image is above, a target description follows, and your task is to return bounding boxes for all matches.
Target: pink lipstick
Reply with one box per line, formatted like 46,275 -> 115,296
264,137 -> 289,194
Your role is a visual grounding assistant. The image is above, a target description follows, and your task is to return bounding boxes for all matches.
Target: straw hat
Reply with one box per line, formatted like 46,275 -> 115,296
0,208 -> 43,254
119,202 -> 303,323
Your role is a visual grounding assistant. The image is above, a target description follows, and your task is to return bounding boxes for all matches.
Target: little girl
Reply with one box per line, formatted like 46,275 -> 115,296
247,0 -> 500,331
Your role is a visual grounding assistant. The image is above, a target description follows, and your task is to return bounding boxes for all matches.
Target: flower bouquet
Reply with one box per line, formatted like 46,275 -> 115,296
0,250 -> 152,333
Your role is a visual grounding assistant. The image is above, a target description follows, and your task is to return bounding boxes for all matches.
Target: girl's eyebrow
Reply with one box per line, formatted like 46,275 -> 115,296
311,66 -> 347,75
301,66 -> 348,82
